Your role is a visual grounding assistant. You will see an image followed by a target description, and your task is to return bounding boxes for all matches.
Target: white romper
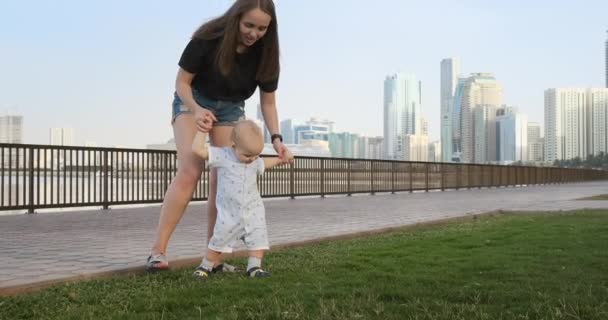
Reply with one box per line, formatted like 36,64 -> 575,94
207,146 -> 269,253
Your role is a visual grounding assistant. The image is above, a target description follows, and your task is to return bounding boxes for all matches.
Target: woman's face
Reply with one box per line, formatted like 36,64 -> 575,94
239,8 -> 271,47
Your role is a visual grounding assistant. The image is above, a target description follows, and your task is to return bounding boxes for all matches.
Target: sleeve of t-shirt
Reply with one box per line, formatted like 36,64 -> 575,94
207,146 -> 225,168
178,38 -> 212,74
256,157 -> 265,176
258,76 -> 279,93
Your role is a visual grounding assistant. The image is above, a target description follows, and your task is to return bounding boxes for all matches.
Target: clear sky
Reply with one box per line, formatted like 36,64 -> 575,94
1,0 -> 606,147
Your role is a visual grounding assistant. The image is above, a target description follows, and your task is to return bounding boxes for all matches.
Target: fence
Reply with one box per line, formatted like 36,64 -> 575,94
1,143 -> 606,213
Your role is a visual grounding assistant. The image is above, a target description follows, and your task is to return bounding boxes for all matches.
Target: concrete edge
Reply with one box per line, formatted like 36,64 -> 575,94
1,208 -> 603,297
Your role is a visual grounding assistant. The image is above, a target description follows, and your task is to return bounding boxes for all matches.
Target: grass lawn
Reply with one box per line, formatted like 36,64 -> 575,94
577,194 -> 608,200
1,210 -> 607,320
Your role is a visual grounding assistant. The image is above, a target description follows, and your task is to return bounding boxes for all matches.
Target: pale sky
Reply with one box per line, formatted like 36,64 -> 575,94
1,0 -> 606,147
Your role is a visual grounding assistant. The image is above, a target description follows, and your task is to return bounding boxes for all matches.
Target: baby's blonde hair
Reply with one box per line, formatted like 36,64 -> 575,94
232,120 -> 264,154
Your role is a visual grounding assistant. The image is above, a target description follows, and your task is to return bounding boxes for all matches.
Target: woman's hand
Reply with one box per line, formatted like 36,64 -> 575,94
193,107 -> 217,133
273,140 -> 294,164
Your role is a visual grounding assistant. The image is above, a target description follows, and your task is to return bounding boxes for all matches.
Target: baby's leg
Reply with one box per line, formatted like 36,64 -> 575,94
193,248 -> 223,280
203,249 -> 223,269
246,250 -> 270,278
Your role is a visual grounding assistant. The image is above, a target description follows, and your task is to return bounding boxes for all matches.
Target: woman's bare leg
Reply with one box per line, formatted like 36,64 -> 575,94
151,113 -> 203,255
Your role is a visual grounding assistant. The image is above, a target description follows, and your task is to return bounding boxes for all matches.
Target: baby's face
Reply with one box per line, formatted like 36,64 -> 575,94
233,145 -> 260,164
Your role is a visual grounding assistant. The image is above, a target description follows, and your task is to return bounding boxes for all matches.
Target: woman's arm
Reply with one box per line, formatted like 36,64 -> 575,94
259,90 -> 280,136
260,91 -> 294,163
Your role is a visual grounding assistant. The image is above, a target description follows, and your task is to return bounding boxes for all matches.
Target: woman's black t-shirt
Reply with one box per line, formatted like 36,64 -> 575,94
178,37 -> 278,102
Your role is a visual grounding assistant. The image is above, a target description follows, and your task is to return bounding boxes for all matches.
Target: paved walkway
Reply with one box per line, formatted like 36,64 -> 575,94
1,181 -> 608,295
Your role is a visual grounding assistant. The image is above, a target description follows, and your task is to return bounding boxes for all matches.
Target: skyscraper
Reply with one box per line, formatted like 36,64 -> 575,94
440,58 -> 460,162
280,119 -> 299,144
460,73 -> 503,163
451,78 -> 466,162
49,128 -> 74,146
360,136 -> 384,160
544,88 -> 588,162
383,73 -> 422,160
496,108 -> 528,163
588,88 -> 608,156
527,122 -> 543,163
0,115 -> 23,144
473,105 -> 498,163
396,134 -> 428,162
329,132 -> 357,158
428,140 -> 441,162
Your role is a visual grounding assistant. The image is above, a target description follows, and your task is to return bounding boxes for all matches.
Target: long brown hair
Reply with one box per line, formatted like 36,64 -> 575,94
192,0 -> 280,83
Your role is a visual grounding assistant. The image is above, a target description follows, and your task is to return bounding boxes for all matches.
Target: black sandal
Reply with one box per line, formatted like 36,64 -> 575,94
193,266 -> 213,280
246,267 -> 271,278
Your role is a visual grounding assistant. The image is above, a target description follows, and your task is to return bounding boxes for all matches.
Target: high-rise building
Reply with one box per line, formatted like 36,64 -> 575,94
383,73 -> 422,160
0,115 -> 23,144
49,128 -> 74,146
293,117 -> 333,145
544,88 -> 589,162
329,132 -> 358,158
451,78 -> 466,162
460,73 -> 503,163
496,109 -> 528,163
280,119 -> 299,144
0,115 -> 23,168
428,140 -> 441,162
421,116 -> 429,136
527,122 -> 544,162
588,88 -> 608,156
605,30 -> 607,88
440,58 -> 460,162
396,134 -> 428,162
357,136 -> 384,160
473,105 -> 498,163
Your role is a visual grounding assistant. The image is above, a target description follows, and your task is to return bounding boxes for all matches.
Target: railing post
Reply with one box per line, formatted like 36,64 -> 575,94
370,160 -> 375,195
320,158 -> 325,198
409,162 -> 413,193
425,163 -> 429,192
27,147 -> 35,214
103,150 -> 109,210
164,153 -> 169,193
441,163 -> 445,191
391,161 -> 395,194
455,164 -> 460,190
467,165 -> 472,190
290,160 -> 295,199
347,160 -> 351,196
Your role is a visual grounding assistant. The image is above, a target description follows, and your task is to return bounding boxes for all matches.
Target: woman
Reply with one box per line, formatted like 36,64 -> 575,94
147,0 -> 293,272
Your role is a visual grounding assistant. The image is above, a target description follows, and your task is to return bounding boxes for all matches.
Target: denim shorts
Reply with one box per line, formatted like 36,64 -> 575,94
171,89 -> 245,126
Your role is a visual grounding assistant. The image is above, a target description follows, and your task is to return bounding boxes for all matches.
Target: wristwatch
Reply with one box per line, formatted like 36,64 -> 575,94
271,134 -> 283,143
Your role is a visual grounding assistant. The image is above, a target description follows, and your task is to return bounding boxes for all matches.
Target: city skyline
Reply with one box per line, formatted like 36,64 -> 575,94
1,1 -> 607,148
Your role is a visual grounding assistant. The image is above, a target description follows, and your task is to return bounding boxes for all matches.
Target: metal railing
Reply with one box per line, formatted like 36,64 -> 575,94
1,143 -> 606,213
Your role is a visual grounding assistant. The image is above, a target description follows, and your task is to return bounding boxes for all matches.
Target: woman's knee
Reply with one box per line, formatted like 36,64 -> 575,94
174,165 -> 202,187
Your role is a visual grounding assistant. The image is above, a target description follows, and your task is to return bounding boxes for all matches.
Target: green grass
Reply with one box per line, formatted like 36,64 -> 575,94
2,210 -> 608,320
577,194 -> 608,200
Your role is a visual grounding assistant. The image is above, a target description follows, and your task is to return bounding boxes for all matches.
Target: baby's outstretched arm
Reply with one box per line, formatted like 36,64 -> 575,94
263,157 -> 288,169
192,131 -> 209,160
